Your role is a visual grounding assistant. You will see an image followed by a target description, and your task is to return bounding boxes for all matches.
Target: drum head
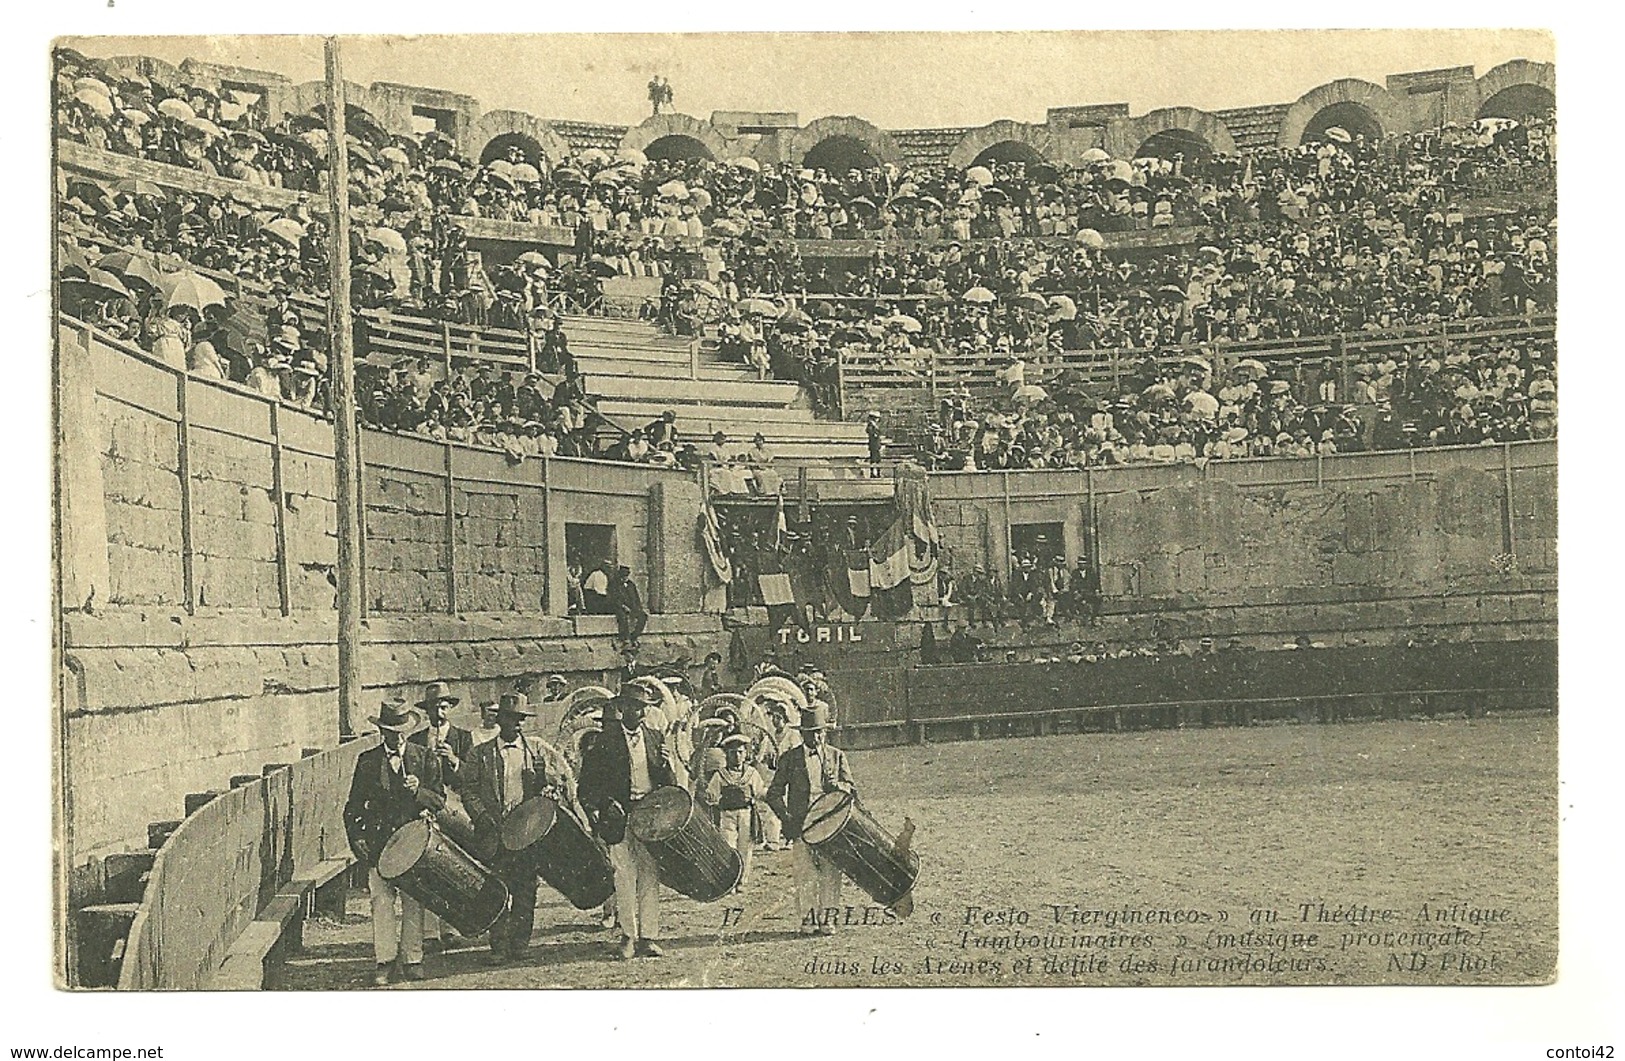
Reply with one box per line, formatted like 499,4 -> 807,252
802,791 -> 853,846
376,819 -> 430,879
500,797 -> 558,851
627,786 -> 692,842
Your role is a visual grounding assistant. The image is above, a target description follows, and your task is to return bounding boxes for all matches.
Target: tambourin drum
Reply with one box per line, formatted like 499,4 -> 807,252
802,791 -> 919,913
626,786 -> 742,902
377,819 -> 510,937
499,797 -> 615,910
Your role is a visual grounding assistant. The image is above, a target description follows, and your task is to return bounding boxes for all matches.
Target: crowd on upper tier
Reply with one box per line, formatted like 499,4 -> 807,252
56,48 -> 1556,470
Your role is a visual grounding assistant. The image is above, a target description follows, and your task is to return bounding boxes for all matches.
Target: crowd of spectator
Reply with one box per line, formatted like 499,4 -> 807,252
917,332 -> 1555,471
56,47 -> 1557,473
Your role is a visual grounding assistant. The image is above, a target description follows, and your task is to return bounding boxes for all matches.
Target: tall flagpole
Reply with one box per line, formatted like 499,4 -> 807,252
325,37 -> 363,738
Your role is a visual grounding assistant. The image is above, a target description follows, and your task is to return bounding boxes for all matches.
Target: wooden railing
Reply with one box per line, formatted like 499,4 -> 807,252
837,313 -> 1557,417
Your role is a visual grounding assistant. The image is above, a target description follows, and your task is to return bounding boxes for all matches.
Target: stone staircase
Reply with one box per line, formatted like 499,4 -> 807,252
560,315 -> 870,463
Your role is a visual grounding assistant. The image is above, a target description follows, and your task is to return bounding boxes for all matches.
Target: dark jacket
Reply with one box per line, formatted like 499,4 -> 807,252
766,742 -> 855,841
343,741 -> 448,867
407,721 -> 476,785
460,734 -> 579,836
577,724 -> 687,842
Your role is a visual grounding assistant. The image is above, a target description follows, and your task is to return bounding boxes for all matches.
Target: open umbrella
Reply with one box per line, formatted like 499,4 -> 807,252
156,270 -> 228,313
579,148 -> 610,167
1073,228 -> 1106,249
584,258 -> 620,278
684,279 -> 721,299
429,158 -> 463,175
119,108 -> 151,127
367,227 -> 407,254
1014,292 -> 1049,311
1156,284 -> 1187,301
710,218 -> 744,237
591,169 -> 623,186
1233,358 -> 1269,379
689,187 -> 713,211
510,162 -> 541,183
885,314 -> 923,333
551,165 -> 585,184
739,298 -> 779,317
184,117 -> 223,140
487,159 -> 515,179
65,268 -> 133,302
1080,147 -> 1111,164
917,195 -> 944,210
516,251 -> 550,268
1142,382 -> 1177,403
1047,295 -> 1078,320
1178,355 -> 1212,376
777,309 -> 814,329
963,287 -> 996,304
156,98 -> 195,122
96,250 -> 165,290
260,217 -> 306,248
728,156 -> 760,172
58,239 -> 91,279
73,76 -> 111,97
379,145 -> 410,167
965,166 -> 994,186
483,169 -> 515,189
73,88 -> 115,118
1013,384 -> 1049,404
658,180 -> 690,199
112,178 -> 165,201
1323,126 -> 1353,144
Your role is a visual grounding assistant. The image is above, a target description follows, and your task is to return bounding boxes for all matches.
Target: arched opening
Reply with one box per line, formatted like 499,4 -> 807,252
480,131 -> 547,167
1478,84 -> 1556,120
1300,101 -> 1383,145
1135,128 -> 1213,162
643,133 -> 715,162
803,135 -> 881,174
971,140 -> 1046,168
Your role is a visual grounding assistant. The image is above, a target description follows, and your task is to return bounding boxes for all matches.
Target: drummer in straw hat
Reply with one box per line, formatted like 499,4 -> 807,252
459,692 -> 582,965
343,699 -> 447,985
578,680 -> 688,960
765,701 -> 855,935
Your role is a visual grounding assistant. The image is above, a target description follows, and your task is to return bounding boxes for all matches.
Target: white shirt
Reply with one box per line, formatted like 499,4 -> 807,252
803,748 -> 823,793
625,727 -> 653,798
499,740 -> 526,812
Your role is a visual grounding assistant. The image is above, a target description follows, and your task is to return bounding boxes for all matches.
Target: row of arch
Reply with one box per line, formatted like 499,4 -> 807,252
97,52 -> 1554,174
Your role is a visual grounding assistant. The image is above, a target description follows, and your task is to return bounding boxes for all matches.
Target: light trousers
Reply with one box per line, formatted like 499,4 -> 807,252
368,867 -> 425,965
792,839 -> 843,925
718,807 -> 754,885
609,836 -> 661,941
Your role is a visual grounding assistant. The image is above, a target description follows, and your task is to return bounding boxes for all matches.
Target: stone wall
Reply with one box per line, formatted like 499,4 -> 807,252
929,445 -> 1556,614
59,610 -> 730,867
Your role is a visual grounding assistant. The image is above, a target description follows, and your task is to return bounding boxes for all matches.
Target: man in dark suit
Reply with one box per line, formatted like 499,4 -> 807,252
766,703 -> 855,935
343,701 -> 446,985
460,693 -> 581,964
406,681 -> 474,782
578,682 -> 689,959
405,680 -> 475,951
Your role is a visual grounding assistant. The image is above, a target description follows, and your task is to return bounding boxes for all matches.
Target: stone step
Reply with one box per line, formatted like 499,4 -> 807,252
587,374 -> 802,408
73,902 -> 139,988
598,399 -> 819,428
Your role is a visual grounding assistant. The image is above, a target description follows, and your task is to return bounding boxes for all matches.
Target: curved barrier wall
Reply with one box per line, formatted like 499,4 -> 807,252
117,737 -> 370,990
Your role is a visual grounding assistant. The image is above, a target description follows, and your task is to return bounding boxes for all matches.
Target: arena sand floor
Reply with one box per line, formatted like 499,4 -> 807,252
283,714 -> 1557,989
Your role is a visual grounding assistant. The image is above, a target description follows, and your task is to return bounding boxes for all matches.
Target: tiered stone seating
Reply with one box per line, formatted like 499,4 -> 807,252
559,315 -> 871,463
547,119 -> 630,152
1214,104 -> 1291,153
891,127 -> 971,166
